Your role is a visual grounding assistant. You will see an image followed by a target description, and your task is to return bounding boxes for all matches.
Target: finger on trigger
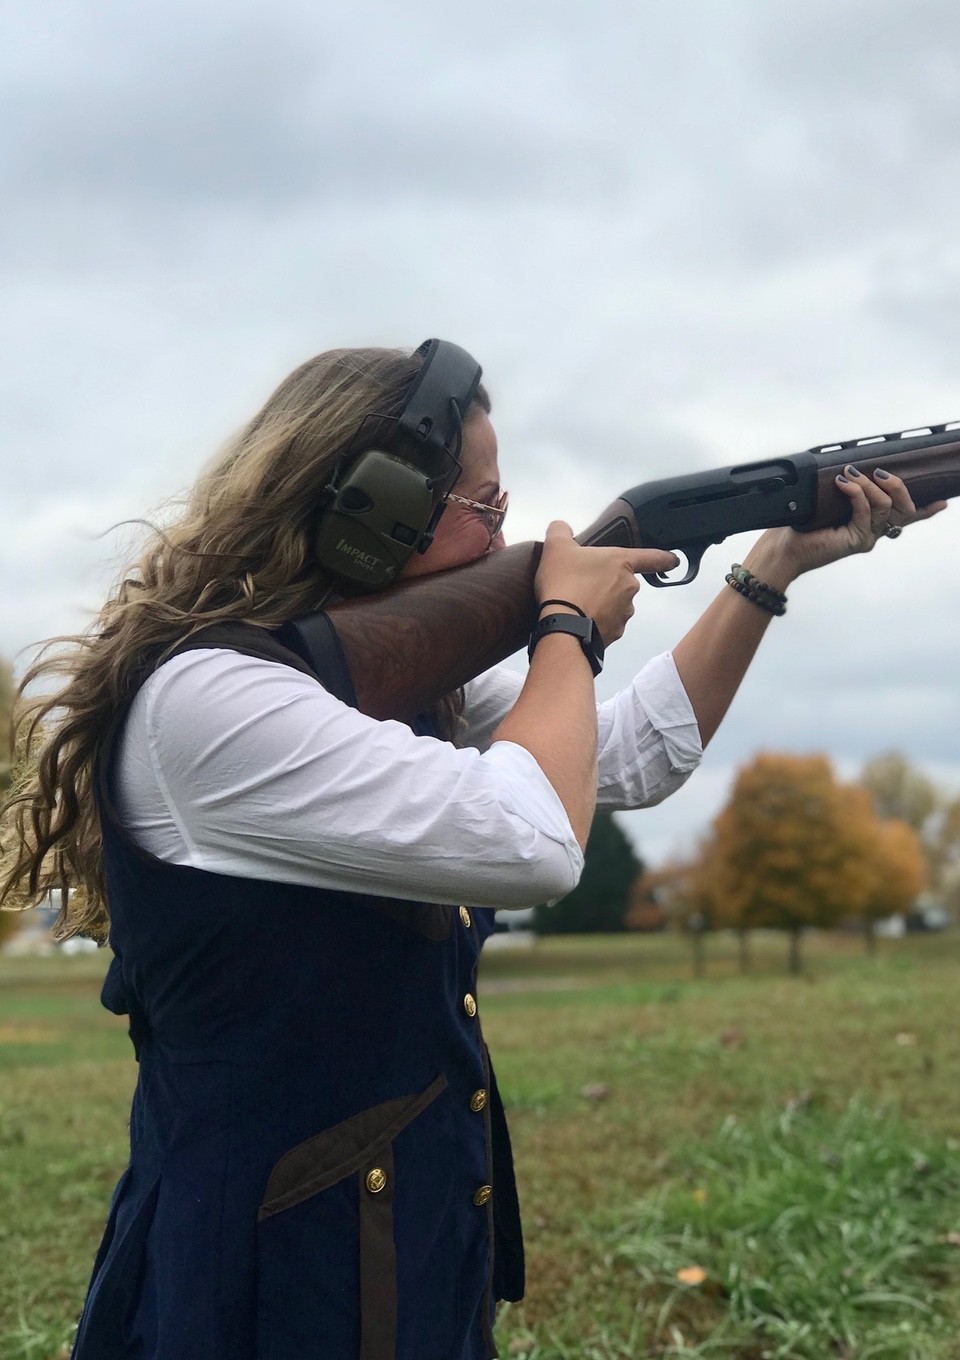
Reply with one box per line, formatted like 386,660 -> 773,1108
630,549 -> 679,573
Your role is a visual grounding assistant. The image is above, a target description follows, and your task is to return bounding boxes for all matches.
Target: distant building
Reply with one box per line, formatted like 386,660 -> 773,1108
492,906 -> 536,933
2,891 -> 96,955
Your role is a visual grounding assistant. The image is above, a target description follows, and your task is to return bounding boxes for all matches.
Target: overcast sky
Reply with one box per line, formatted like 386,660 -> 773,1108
3,0 -> 959,865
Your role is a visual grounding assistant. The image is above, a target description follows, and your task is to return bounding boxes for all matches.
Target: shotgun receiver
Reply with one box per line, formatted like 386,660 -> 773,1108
308,421 -> 960,721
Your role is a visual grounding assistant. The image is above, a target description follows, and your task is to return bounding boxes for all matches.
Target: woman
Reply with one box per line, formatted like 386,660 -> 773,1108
1,344 -> 943,1359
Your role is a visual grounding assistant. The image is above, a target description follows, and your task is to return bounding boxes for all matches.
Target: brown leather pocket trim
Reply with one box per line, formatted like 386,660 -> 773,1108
257,1073 -> 448,1220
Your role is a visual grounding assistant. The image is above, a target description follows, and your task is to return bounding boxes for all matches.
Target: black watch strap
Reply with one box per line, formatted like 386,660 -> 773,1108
527,612 -> 605,677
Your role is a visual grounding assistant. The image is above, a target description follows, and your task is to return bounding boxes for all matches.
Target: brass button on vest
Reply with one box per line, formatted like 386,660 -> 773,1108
470,1089 -> 487,1113
473,1185 -> 493,1207
463,993 -> 477,1018
459,906 -> 472,928
365,1168 -> 387,1194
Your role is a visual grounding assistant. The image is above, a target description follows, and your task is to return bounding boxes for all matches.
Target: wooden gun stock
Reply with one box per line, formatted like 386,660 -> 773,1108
324,423 -> 960,721
326,491 -> 639,720
327,541 -> 543,721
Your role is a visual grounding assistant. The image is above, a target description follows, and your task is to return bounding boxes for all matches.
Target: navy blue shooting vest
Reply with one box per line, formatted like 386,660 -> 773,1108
71,623 -> 523,1360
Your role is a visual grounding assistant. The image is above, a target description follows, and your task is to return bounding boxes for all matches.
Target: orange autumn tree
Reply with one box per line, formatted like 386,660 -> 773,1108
845,784 -> 926,950
868,817 -> 926,941
696,753 -> 869,974
859,751 -> 958,919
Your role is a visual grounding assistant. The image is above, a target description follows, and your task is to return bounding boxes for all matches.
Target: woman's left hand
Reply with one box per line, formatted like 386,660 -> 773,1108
676,466 -> 948,748
754,464 -> 948,583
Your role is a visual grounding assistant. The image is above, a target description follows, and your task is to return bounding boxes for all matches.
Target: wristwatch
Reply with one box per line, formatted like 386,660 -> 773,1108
527,613 -> 605,677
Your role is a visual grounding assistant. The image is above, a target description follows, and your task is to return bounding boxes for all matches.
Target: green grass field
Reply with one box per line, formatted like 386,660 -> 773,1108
1,930 -> 959,1359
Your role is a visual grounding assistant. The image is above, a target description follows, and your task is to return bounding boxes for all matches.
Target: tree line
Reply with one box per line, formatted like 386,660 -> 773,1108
642,753 -> 928,974
569,750 -> 958,974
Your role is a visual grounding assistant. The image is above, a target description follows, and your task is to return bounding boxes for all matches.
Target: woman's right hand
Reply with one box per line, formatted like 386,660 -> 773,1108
535,521 -> 679,643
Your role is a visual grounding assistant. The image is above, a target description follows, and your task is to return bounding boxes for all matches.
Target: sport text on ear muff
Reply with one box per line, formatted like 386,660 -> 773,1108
312,340 -> 483,591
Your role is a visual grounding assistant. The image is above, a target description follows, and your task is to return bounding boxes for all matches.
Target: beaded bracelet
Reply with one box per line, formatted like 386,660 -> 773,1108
730,563 -> 788,610
725,564 -> 787,617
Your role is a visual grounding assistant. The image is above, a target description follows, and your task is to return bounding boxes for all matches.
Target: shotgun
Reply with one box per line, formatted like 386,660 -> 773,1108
298,421 -> 960,722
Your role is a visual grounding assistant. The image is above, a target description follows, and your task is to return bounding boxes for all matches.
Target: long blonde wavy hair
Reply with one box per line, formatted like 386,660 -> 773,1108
0,346 -> 490,942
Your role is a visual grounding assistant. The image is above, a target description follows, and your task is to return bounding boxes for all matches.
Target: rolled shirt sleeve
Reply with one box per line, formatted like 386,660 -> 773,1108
116,650 -> 583,909
462,650 -> 703,810
595,651 -> 702,809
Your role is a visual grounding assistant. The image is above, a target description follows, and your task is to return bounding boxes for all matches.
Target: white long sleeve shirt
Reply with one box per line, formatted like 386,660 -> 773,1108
115,648 -> 702,910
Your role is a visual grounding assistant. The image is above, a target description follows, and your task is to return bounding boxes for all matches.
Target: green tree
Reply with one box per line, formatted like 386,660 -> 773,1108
535,812 -> 642,934
861,814 -> 927,951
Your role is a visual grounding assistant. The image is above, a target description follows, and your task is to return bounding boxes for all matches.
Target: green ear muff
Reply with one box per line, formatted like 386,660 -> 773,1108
312,450 -> 435,589
312,339 -> 483,591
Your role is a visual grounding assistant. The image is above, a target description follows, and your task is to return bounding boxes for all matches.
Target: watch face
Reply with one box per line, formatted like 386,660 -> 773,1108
549,614 -> 590,641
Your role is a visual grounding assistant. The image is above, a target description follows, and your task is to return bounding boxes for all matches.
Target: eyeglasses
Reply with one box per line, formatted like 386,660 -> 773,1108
445,488 -> 509,542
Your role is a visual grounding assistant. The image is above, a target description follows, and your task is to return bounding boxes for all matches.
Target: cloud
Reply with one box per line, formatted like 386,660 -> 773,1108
3,1 -> 625,218
3,0 -> 959,862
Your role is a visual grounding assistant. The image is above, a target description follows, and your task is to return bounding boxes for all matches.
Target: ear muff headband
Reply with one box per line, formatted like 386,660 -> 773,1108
312,339 -> 483,592
397,339 -> 483,492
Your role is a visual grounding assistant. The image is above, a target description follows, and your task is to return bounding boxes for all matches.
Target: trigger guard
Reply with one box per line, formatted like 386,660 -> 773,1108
642,552 -> 703,587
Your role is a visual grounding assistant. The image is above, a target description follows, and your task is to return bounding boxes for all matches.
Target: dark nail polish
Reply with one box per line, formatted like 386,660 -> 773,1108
874,468 -> 891,479
836,474 -> 849,484
845,464 -> 862,477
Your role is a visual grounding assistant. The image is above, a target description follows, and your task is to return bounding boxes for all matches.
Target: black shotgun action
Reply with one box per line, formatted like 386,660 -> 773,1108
577,420 -> 960,584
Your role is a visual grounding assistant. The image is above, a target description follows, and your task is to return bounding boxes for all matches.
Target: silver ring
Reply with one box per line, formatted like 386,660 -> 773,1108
883,524 -> 903,539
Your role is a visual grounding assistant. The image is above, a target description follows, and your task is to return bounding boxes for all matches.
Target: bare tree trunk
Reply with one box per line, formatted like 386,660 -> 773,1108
788,928 -> 803,976
864,918 -> 877,955
691,929 -> 705,978
737,929 -> 751,973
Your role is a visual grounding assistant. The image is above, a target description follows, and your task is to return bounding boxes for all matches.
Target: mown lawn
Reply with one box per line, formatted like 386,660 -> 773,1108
1,931 -> 958,1358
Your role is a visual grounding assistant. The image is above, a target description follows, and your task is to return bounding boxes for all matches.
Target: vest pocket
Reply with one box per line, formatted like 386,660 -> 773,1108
255,1074 -> 449,1360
